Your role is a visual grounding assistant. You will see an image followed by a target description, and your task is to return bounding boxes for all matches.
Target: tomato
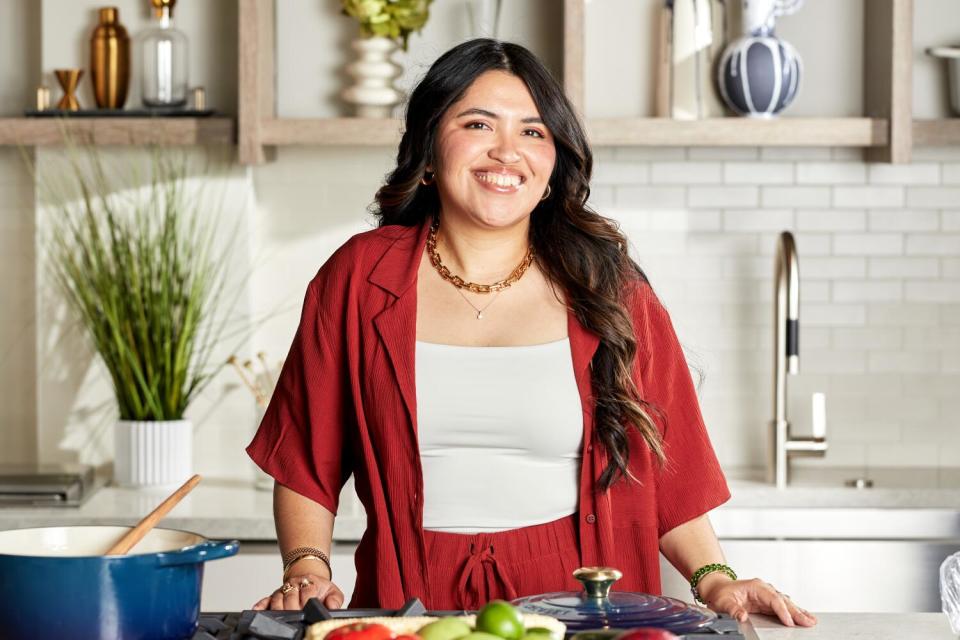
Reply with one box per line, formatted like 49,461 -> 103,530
327,622 -> 396,640
475,601 -> 525,640
615,628 -> 679,640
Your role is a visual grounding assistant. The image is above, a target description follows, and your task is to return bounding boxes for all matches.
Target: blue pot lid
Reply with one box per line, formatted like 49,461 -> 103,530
512,567 -> 717,633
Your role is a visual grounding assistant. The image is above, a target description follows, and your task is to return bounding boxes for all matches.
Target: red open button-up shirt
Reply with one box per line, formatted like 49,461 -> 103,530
246,220 -> 730,608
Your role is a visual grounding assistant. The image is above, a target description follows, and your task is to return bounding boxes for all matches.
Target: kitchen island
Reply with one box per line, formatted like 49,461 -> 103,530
1,469 -> 958,612
748,612 -> 955,639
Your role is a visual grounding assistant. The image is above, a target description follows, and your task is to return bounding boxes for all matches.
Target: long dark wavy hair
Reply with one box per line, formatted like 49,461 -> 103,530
373,38 -> 665,490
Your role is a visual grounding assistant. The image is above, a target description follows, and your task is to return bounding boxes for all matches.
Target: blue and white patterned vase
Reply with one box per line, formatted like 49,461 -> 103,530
717,0 -> 804,118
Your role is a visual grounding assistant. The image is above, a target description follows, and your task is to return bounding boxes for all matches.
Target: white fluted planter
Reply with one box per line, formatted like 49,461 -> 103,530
114,419 -> 193,488
341,36 -> 405,118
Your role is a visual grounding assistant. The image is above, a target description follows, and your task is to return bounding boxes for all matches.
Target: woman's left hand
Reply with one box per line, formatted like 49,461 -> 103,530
700,577 -> 818,627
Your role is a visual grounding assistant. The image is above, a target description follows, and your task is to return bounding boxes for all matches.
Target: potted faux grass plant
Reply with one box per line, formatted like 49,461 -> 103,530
42,148 -> 236,488
339,0 -> 433,117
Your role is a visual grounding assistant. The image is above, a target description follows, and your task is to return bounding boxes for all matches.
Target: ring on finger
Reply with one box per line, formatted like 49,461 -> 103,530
280,582 -> 298,595
300,578 -> 312,588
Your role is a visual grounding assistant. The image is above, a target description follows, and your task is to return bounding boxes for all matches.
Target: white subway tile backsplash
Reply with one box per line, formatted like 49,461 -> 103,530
942,164 -> 960,185
614,147 -> 685,161
723,162 -> 794,184
761,186 -> 831,208
688,186 -> 759,208
868,210 -> 940,231
834,186 -> 906,209
592,161 -> 650,185
587,185 -> 616,209
687,147 -> 760,161
804,257 -> 867,278
650,162 -> 722,184
866,443 -> 941,467
943,259 -> 960,278
906,187 -> 960,209
868,350 -> 940,373
834,233 -> 903,256
905,233 -> 960,255
944,211 -> 960,230
802,349 -> 868,374
723,209 -> 794,232
943,304 -> 960,325
803,303 -> 867,327
867,302 -> 940,326
943,350 -> 960,373
761,147 -> 833,161
829,373 -> 902,396
616,185 -> 686,208
796,162 -> 866,184
833,280 -> 902,302
905,281 -> 960,303
831,327 -> 903,349
868,257 -> 939,278
796,209 -> 866,232
904,327 -> 960,349
868,163 -> 940,185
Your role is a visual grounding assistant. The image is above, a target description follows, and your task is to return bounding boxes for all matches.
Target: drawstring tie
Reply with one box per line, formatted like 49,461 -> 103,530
455,542 -> 518,610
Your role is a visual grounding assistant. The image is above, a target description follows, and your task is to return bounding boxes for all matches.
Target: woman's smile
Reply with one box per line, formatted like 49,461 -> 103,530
472,169 -> 526,194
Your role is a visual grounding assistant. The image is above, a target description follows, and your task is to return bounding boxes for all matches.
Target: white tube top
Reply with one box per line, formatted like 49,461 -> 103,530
415,338 -> 583,533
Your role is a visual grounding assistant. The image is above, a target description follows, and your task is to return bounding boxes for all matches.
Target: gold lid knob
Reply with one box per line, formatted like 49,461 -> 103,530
99,7 -> 119,23
150,0 -> 177,19
573,567 -> 623,600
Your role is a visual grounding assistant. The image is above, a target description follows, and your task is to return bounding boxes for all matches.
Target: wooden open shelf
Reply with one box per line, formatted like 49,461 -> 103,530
0,117 -> 234,146
237,0 -> 915,164
913,119 -> 960,146
586,118 -> 889,148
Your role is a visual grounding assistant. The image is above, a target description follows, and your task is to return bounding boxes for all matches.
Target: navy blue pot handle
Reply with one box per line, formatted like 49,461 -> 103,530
156,539 -> 240,567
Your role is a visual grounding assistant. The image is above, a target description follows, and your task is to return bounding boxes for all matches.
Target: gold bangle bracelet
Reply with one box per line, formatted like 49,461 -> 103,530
282,548 -> 331,579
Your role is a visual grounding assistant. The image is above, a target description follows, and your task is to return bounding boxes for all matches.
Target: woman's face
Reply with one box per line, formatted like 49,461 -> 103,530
432,70 -> 557,231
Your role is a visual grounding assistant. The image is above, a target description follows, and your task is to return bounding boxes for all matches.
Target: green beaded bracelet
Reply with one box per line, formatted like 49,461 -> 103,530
689,563 -> 737,605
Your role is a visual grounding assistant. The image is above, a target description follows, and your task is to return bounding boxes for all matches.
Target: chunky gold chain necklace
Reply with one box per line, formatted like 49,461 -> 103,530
426,218 -> 535,294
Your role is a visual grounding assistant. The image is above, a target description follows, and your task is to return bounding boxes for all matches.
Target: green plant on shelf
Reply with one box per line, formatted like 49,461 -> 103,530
340,0 -> 433,50
36,147 -> 241,422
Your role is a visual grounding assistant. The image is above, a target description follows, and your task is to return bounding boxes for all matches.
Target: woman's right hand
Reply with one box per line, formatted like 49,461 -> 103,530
252,565 -> 345,611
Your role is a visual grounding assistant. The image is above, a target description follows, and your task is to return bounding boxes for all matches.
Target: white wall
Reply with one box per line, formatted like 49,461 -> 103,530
1,1 -> 960,481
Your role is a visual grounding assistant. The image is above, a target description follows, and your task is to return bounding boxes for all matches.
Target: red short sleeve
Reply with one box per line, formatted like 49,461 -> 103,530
631,284 -> 730,538
245,277 -> 353,515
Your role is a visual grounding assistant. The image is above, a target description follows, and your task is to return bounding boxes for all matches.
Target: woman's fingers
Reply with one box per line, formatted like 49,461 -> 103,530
297,575 -> 322,607
252,596 -> 270,611
268,586 -> 286,611
765,590 -> 795,627
323,584 -> 346,609
783,596 -> 818,627
283,582 -> 301,610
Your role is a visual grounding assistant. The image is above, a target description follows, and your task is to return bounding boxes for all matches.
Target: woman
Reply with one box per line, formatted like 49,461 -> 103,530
247,38 -> 816,628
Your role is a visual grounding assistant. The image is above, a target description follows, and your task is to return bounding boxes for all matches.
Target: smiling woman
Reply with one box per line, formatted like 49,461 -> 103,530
246,38 -> 815,629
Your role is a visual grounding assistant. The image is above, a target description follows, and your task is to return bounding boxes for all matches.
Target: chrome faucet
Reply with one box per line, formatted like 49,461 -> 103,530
769,231 -> 827,488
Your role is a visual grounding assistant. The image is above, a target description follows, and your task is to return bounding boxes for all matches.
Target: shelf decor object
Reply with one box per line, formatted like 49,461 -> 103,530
55,69 -> 83,111
142,0 -> 189,107
41,148 -> 238,487
91,7 -> 130,109
339,0 -> 433,118
926,46 -> 960,116
718,0 -> 803,117
664,0 -> 728,120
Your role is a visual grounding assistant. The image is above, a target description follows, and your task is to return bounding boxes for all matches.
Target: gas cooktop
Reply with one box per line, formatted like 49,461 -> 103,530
193,599 -> 747,640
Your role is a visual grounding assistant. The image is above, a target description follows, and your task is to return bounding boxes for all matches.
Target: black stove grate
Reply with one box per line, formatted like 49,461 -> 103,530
193,599 -> 746,640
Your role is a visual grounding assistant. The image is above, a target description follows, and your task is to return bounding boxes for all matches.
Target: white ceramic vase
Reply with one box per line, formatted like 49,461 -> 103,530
114,419 -> 192,488
341,36 -> 405,118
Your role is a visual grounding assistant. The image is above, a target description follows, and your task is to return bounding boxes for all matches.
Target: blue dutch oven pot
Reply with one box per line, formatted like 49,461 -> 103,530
0,525 -> 239,640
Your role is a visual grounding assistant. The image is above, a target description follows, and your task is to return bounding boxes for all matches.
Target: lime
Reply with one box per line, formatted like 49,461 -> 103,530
475,601 -> 525,640
458,633 -> 505,640
418,618 -> 473,640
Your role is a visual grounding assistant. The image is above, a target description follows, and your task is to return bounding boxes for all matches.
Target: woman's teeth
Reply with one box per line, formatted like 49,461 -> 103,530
475,172 -> 523,188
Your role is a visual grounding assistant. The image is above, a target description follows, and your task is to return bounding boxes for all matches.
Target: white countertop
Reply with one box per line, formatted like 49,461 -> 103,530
0,468 -> 958,542
748,612 -> 956,639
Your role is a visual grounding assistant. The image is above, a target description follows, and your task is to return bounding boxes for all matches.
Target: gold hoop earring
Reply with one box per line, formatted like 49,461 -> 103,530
421,171 -> 435,186
540,184 -> 551,201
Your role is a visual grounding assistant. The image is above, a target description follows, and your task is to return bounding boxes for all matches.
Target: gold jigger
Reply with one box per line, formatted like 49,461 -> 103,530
55,69 -> 84,111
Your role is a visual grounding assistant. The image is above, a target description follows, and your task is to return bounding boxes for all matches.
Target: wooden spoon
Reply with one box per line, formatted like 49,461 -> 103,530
105,474 -> 202,556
